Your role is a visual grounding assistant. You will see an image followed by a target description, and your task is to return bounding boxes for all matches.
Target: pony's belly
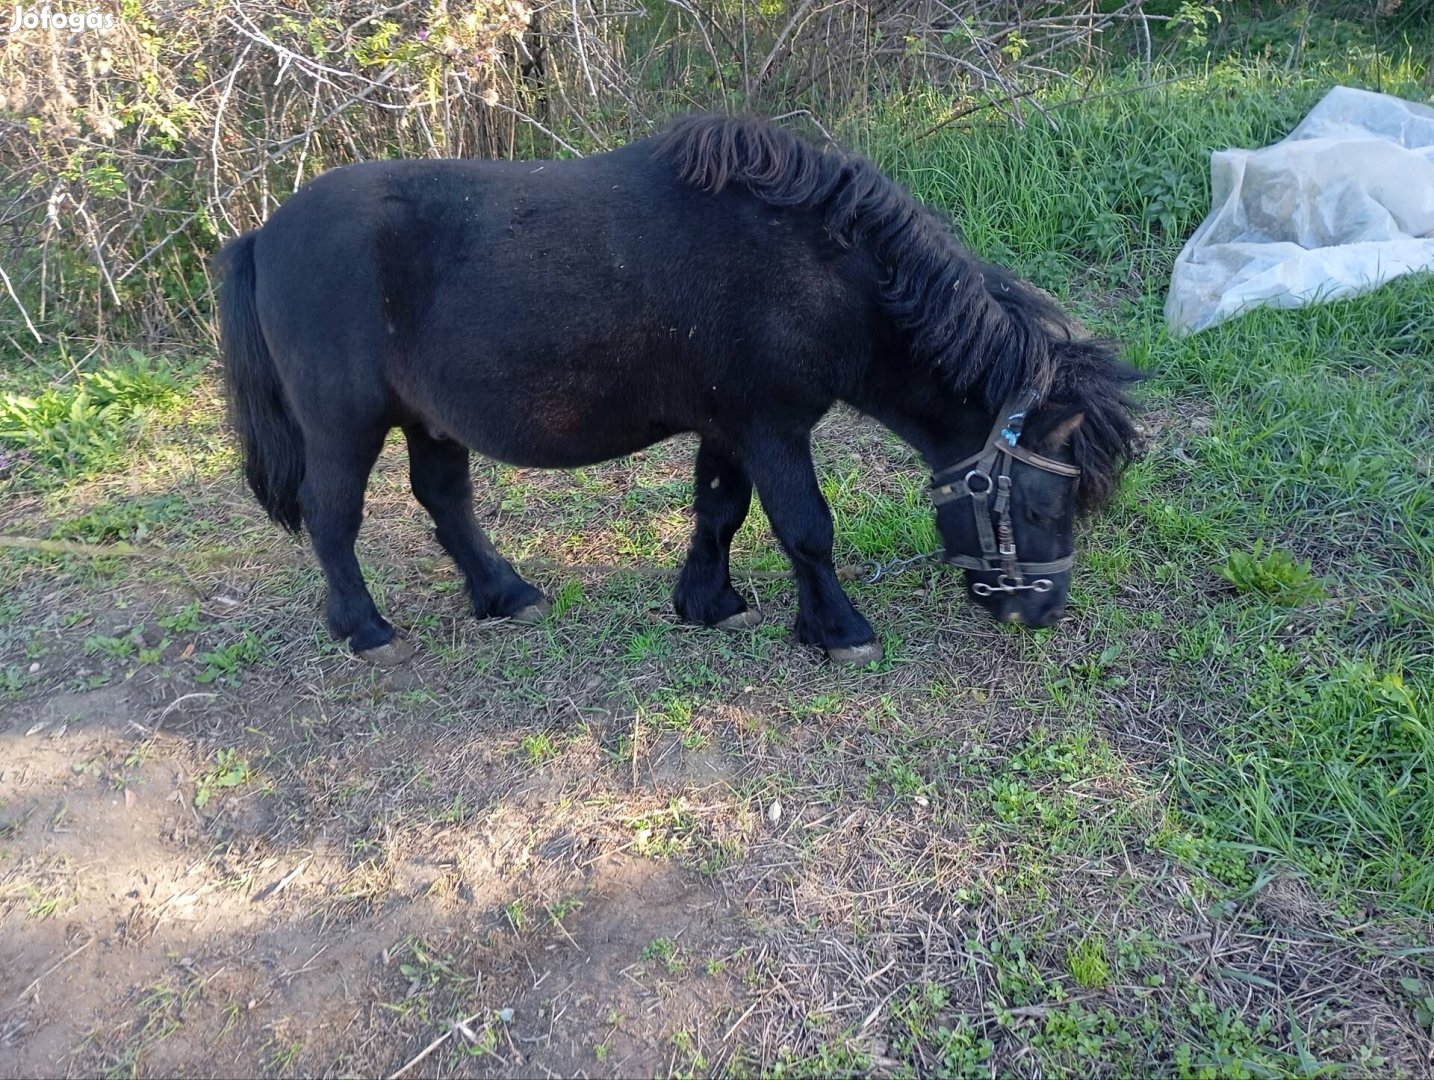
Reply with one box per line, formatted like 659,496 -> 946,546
446,414 -> 684,471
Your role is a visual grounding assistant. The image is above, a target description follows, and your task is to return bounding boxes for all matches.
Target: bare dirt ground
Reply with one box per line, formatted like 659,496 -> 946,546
2,405 -> 1431,1078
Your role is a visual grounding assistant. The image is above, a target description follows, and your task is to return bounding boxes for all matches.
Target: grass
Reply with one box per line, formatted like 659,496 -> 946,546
0,349 -> 200,484
1,10 -> 1432,1077
851,42 -> 1434,919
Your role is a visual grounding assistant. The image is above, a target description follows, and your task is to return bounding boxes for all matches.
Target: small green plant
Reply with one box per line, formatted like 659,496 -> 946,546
159,601 -> 203,633
1220,541 -> 1325,605
0,351 -> 185,480
504,898 -> 527,932
194,630 -> 272,683
194,748 -> 251,808
935,1019 -> 995,1077
1067,938 -> 1112,989
641,936 -> 684,973
547,896 -> 583,926
1400,977 -> 1434,1038
436,794 -> 467,824
623,625 -> 671,662
520,732 -> 559,764
51,493 -> 186,544
83,629 -> 142,659
268,1040 -> 303,1073
138,641 -> 168,664
1173,0 -> 1221,50
1152,826 -> 1254,889
552,578 -> 585,618
26,887 -> 70,920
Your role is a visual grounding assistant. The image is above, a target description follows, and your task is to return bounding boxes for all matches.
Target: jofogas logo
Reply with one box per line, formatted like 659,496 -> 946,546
8,5 -> 116,31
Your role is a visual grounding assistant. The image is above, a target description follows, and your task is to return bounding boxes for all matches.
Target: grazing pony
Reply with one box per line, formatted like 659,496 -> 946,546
214,113 -> 1143,664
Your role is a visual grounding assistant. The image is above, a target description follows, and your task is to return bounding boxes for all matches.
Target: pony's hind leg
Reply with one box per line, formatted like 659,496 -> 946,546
404,426 -> 548,624
674,439 -> 760,629
300,430 -> 401,658
740,428 -> 881,665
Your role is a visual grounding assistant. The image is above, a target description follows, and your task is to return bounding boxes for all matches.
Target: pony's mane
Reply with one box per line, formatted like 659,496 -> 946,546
651,112 -> 1145,510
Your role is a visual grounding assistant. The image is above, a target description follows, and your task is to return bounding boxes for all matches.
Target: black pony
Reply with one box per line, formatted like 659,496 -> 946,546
214,113 -> 1143,665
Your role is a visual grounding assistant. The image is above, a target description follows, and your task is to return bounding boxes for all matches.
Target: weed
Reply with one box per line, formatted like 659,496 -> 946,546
1066,938 -> 1112,989
504,898 -> 527,932
194,630 -> 272,684
623,624 -> 672,662
552,578 -> 586,617
267,1041 -> 303,1074
193,749 -> 252,808
51,494 -> 186,545
83,629 -> 141,660
1399,977 -> 1434,1039
641,936 -> 685,974
519,732 -> 560,764
1,665 -> 27,694
0,351 -> 188,481
159,601 -> 203,633
1221,541 -> 1326,605
26,887 -> 71,920
435,794 -> 467,824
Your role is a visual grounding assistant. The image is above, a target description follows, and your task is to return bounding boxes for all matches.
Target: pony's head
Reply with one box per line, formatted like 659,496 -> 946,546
929,333 -> 1145,627
928,395 -> 1083,626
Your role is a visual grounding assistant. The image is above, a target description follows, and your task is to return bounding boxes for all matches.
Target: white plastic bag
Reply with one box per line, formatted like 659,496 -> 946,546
1165,85 -> 1434,335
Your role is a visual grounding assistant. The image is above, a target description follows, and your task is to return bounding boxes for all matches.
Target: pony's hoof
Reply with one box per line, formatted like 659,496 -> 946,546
827,640 -> 883,666
356,638 -> 416,666
716,608 -> 763,630
510,599 -> 551,624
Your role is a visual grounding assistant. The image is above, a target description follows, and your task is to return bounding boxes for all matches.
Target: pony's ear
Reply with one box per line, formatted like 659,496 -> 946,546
1044,411 -> 1084,449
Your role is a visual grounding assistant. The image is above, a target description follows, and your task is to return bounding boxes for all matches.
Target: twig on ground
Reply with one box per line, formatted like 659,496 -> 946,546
388,1009 -> 486,1080
3,937 -> 94,1013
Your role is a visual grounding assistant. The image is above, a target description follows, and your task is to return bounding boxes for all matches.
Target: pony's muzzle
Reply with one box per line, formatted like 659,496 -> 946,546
966,571 -> 1068,628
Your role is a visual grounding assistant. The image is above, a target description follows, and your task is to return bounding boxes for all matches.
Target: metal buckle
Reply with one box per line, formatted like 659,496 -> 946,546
971,574 -> 1056,596
965,470 -> 991,494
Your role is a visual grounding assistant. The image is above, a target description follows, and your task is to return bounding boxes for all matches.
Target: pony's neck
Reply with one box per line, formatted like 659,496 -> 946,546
848,365 -> 998,477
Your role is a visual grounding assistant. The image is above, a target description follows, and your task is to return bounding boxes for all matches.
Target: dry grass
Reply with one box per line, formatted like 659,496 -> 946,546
2,395 -> 1431,1078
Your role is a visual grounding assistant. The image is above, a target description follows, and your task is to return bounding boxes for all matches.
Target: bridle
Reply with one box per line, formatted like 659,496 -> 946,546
927,393 -> 1081,596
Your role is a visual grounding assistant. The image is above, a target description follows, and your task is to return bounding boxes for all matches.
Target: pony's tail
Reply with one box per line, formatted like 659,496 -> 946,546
214,231 -> 305,533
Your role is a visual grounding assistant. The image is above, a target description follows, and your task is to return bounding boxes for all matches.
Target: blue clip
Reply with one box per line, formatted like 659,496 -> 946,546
1001,409 -> 1025,447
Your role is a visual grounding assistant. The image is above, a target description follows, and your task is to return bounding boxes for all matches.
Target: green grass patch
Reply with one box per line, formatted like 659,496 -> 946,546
0,350 -> 196,485
857,42 -> 1434,922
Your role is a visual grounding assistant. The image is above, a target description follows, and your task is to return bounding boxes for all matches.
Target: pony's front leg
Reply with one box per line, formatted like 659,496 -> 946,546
740,430 -> 882,664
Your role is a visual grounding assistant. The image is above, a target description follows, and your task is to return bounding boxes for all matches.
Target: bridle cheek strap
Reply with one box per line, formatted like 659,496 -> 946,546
927,396 -> 1080,596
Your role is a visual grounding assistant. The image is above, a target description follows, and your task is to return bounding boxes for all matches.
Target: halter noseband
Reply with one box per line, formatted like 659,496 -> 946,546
927,393 -> 1081,596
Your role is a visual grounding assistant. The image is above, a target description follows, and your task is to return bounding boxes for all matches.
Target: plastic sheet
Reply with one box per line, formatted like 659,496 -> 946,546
1165,85 -> 1434,335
